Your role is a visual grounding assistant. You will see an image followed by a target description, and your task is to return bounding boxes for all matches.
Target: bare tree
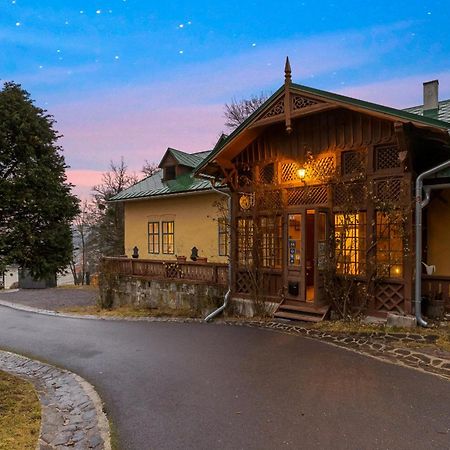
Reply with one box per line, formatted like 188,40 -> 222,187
71,200 -> 95,284
224,92 -> 269,130
87,158 -> 139,269
142,160 -> 160,178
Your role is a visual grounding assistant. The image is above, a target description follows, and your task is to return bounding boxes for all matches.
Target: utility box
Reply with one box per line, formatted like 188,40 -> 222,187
288,281 -> 299,297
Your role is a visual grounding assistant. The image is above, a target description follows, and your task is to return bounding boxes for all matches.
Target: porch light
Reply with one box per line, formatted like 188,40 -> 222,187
297,167 -> 306,181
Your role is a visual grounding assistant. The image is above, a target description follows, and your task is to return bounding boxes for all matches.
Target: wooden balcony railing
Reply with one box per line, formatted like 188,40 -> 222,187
102,257 -> 228,286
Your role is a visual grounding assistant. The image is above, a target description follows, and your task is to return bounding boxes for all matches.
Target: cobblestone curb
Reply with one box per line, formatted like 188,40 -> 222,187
0,299 -> 449,381
0,351 -> 111,450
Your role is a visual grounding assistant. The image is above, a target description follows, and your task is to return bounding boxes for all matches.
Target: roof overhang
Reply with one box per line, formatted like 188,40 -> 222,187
195,82 -> 450,179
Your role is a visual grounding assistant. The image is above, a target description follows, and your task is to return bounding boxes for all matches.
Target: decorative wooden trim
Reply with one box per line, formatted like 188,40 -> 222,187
284,57 -> 292,133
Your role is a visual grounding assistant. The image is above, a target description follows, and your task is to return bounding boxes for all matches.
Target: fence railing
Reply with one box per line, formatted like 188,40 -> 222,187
102,257 -> 228,286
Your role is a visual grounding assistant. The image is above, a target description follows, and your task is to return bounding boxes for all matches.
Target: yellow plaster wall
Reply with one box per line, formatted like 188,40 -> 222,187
124,192 -> 228,263
427,190 -> 450,276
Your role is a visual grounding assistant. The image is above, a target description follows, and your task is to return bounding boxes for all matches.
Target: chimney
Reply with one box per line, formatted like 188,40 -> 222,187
423,80 -> 439,117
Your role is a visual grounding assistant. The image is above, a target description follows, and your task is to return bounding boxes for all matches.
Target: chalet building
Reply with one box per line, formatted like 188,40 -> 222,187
111,147 -> 229,263
195,60 -> 450,320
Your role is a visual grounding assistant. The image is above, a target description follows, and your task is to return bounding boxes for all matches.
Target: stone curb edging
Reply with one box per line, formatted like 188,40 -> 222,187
0,298 -> 449,381
0,350 -> 111,450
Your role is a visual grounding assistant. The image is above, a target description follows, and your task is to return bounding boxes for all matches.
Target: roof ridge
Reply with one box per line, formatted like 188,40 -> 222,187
404,98 -> 450,110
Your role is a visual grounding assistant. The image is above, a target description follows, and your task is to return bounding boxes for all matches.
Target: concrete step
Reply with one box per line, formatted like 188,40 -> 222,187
273,311 -> 322,322
278,303 -> 328,315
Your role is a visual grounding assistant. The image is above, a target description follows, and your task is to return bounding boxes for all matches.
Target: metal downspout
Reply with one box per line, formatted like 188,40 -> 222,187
204,183 -> 232,322
415,159 -> 450,327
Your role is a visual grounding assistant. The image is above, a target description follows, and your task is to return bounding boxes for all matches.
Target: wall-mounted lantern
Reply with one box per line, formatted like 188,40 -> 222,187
132,246 -> 139,259
297,167 -> 306,182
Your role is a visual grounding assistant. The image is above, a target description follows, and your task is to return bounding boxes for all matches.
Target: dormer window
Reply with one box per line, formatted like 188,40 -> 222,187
164,165 -> 176,181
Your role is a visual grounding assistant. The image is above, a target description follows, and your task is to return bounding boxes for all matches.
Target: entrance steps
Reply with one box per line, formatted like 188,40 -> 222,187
273,302 -> 330,323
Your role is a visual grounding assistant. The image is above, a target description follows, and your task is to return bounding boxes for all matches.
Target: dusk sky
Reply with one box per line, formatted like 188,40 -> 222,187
1,0 -> 450,198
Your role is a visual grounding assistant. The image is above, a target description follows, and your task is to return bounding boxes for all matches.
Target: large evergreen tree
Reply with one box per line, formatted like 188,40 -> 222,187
0,82 -> 79,278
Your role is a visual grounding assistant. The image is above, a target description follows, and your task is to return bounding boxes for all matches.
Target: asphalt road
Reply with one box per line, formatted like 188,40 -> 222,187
0,306 -> 449,450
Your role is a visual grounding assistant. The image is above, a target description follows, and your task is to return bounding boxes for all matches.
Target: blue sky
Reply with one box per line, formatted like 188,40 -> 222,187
1,0 -> 450,197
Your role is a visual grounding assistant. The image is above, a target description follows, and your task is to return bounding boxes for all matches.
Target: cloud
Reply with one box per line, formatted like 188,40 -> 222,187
49,20 -> 438,198
66,169 -> 105,200
14,64 -> 100,86
57,103 -> 225,171
337,70 -> 450,108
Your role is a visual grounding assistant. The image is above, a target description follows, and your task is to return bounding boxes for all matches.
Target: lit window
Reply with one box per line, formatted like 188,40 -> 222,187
218,218 -> 229,257
162,221 -> 175,254
376,212 -> 403,278
237,218 -> 253,266
334,212 -> 366,275
260,216 -> 282,268
147,222 -> 159,254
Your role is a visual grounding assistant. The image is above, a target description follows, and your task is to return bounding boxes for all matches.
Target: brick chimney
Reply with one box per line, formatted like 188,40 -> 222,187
423,80 -> 439,117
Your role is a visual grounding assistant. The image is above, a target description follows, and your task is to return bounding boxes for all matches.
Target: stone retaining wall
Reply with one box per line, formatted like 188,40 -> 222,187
99,274 -> 226,315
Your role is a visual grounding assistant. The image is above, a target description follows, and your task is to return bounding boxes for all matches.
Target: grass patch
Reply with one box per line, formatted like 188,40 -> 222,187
0,371 -> 41,450
311,319 -> 450,353
57,305 -> 199,318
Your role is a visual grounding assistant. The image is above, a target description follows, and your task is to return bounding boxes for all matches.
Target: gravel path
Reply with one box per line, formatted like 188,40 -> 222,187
0,287 -> 98,311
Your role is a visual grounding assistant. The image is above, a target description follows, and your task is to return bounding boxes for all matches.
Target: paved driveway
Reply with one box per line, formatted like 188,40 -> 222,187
0,305 -> 448,450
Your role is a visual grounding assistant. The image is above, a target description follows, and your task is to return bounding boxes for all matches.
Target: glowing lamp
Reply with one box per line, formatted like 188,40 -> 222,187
297,168 -> 306,180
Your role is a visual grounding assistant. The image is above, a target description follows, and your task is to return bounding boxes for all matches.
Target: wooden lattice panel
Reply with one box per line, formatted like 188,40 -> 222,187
164,263 -> 182,279
334,182 -> 367,206
292,95 -> 318,110
257,190 -> 283,210
341,151 -> 365,176
236,271 -> 252,294
262,98 -> 285,119
307,156 -> 335,180
376,178 -> 402,202
374,282 -> 405,313
281,162 -> 300,182
375,145 -> 400,170
259,163 -> 275,184
287,186 -> 328,206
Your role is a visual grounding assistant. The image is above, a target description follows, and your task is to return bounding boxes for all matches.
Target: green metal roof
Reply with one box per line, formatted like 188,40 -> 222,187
404,99 -> 450,124
196,83 -> 450,175
160,148 -> 210,168
111,150 -> 213,201
293,83 -> 450,129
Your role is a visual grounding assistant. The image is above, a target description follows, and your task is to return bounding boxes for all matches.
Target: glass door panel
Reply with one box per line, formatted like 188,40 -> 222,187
288,214 -> 302,267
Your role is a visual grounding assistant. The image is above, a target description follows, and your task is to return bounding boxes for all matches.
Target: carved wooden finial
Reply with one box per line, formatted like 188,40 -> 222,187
284,57 -> 292,133
284,56 -> 292,84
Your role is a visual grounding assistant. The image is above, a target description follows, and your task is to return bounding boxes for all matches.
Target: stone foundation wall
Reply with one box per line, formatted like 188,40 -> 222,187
99,274 -> 226,315
229,297 -> 278,317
